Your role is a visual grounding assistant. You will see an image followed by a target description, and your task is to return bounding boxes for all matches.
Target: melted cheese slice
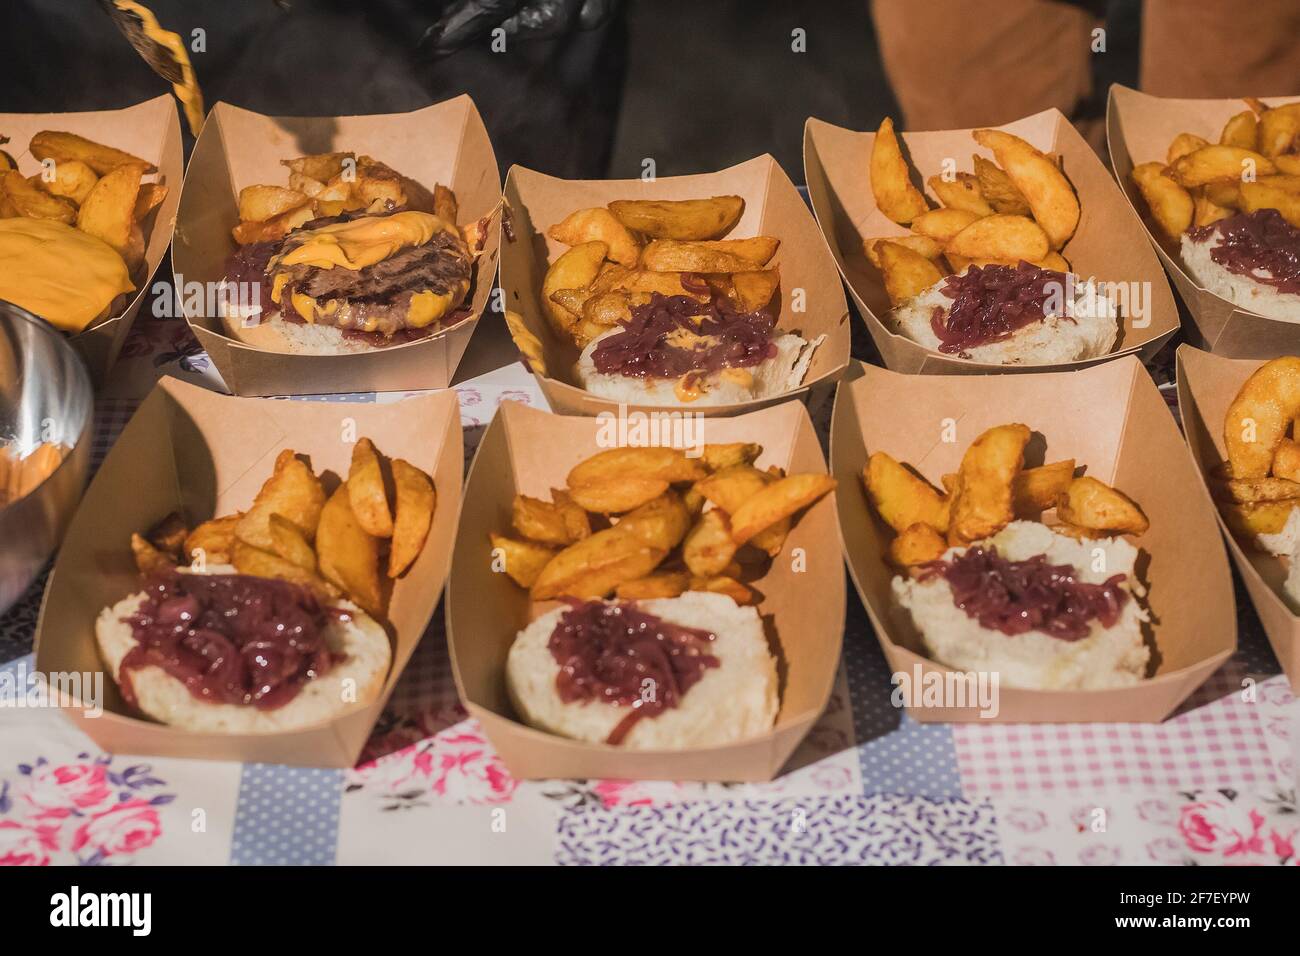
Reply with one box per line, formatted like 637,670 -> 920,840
0,219 -> 135,332
273,212 -> 456,271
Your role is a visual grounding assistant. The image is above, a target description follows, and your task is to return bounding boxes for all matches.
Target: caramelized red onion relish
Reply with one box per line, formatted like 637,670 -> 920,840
591,290 -> 778,379
1188,209 -> 1300,293
930,261 -> 1070,354
119,571 -> 340,711
919,546 -> 1128,642
548,600 -> 720,745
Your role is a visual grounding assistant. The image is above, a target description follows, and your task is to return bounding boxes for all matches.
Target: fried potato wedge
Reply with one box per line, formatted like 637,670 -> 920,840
552,489 -> 592,542
1131,162 -> 1194,239
682,509 -> 739,576
1224,356 -> 1300,478
1258,108 -> 1300,158
1211,476 -> 1300,504
1055,476 -> 1149,535
1274,155 -> 1300,176
132,182 -> 168,221
347,437 -> 393,538
232,539 -> 339,603
316,484 -> 384,614
235,449 -> 327,550
878,240 -> 945,306
688,574 -> 755,605
131,532 -> 175,574
696,464 -> 769,514
864,452 -> 948,533
701,442 -> 762,471
1221,499 -> 1299,539
972,155 -> 1031,216
863,234 -> 944,269
76,162 -> 147,258
944,213 -> 1050,263
568,446 -> 708,488
30,131 -> 152,175
1012,459 -> 1076,514
1238,181 -> 1300,228
388,458 -> 435,578
948,423 -> 1030,545
1272,438 -> 1300,483
542,240 -> 607,336
616,570 -> 691,600
871,117 -> 929,224
888,522 -> 948,568
184,513 -> 241,566
268,513 -> 317,571
490,533 -> 555,589
238,184 -> 310,224
548,207 -> 640,266
566,477 -> 670,514
1169,145 -> 1276,187
2,171 -> 76,223
1221,111 -> 1259,150
638,238 -> 758,273
38,159 -> 98,206
1167,133 -> 1210,165
531,527 -> 667,600
513,494 -> 580,545
730,269 -> 781,312
973,129 -> 1079,249
608,196 -> 744,241
926,173 -> 994,217
1193,192 -> 1233,229
730,473 -> 836,545
281,152 -> 353,184
617,492 -> 691,551
908,207 -> 981,244
230,204 -> 315,245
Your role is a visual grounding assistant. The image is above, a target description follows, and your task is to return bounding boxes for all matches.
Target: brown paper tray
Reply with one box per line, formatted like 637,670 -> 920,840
805,107 -> 1180,374
0,95 -> 183,383
1107,84 -> 1300,358
830,356 -> 1234,721
33,376 -> 463,768
1176,344 -> 1300,690
171,95 -> 501,396
498,155 -> 851,416
446,399 -> 844,781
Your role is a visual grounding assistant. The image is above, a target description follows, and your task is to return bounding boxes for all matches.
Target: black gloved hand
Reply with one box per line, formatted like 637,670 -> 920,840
420,0 -> 614,58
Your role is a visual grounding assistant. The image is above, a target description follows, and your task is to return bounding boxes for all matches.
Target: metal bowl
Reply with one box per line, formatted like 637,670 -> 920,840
0,301 -> 94,615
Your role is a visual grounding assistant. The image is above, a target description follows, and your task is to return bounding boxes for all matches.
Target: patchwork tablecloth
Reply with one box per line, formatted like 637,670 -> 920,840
1,313 -> 1296,867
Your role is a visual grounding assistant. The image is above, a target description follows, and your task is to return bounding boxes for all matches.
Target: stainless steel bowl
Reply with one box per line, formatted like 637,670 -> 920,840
0,301 -> 93,615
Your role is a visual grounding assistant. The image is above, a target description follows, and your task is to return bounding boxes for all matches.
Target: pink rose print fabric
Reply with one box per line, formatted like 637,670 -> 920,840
346,720 -> 518,809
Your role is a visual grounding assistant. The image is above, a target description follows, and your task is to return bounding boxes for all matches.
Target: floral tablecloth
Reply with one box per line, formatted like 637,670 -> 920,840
1,312 -> 1296,867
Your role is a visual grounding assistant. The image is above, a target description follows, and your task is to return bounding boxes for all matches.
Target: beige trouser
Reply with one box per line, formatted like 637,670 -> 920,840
872,0 -> 1300,134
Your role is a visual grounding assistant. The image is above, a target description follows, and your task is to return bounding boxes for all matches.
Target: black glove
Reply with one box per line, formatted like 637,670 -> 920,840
420,0 -> 615,58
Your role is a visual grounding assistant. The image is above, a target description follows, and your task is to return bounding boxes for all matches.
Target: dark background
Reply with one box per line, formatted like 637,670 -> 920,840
0,0 -> 1143,179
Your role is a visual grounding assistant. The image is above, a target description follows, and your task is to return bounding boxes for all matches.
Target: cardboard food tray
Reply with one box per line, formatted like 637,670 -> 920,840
804,108 -> 1179,374
830,357 -> 1234,722
0,95 -> 183,384
33,376 -> 463,768
446,399 -> 844,781
172,95 -> 500,396
498,155 -> 851,416
1176,344 -> 1300,691
1108,84 -> 1300,358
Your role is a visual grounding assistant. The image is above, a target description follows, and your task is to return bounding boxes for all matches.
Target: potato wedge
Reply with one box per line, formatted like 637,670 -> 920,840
926,173 -> 994,217
388,458 -> 435,578
513,493 -> 577,545
131,532 -> 175,574
616,570 -> 691,600
1272,438 -> 1300,483
1055,476 -> 1149,535
608,196 -> 744,241
948,423 -> 1030,545
316,484 -> 384,614
347,437 -> 393,538
730,473 -> 836,545
231,204 -> 315,245
76,162 -> 148,258
238,184 -> 310,224
531,527 -> 667,600
871,117 -> 929,224
688,574 -> 755,605
1011,459 -> 1076,514
183,513 -> 241,566
542,240 -> 607,336
281,152 -> 353,184
1274,155 -> 1300,176
617,492 -> 691,551
1221,110 -> 1259,150
1238,181 -> 1300,228
1221,499 -> 1299,539
864,452 -> 948,533
566,477 -> 670,514
132,182 -> 168,221
30,131 -> 152,175
568,446 -> 708,488
268,513 -> 317,571
1167,133 -> 1209,165
490,533 -> 555,589
232,538 -> 339,603
701,443 -> 762,471
639,236 -> 779,273
1192,192 -> 1233,229
1211,476 -> 1300,504
878,240 -> 945,306
235,449 -> 327,550
944,214 -> 1049,263
888,522 -> 948,568
1169,145 -> 1276,187
548,207 -> 640,266
908,207 -> 981,244
682,509 -> 739,576
972,155 -> 1031,216
1258,108 -> 1300,158
973,129 -> 1079,249
726,269 -> 778,312
863,234 -> 944,269
1224,356 -> 1300,478
2,171 -> 76,223
552,489 -> 592,542
696,464 -> 769,514
38,159 -> 98,206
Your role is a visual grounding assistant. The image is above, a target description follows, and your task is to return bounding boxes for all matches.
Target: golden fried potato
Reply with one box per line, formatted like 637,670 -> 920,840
616,570 -> 691,600
948,423 -> 1030,545
2,171 -> 76,223
599,268 -> 710,299
730,473 -> 836,545
388,458 -> 435,578
973,129 -> 1079,249
972,155 -> 1031,216
909,207 -> 981,244
432,183 -> 458,223
288,172 -> 324,198
1203,180 -> 1242,209
268,513 -> 317,571
864,452 -> 948,533
688,574 -> 755,605
617,492 -> 691,551
608,196 -> 744,241
281,152 -> 353,184
568,446 -> 708,488
232,539 -> 339,603
316,484 -> 383,614
888,522 -> 948,568
1238,182 -> 1300,228
878,241 -> 945,306
1055,476 -> 1149,535
184,513 -> 241,566
639,236 -> 779,273
1211,476 -> 1300,504
75,163 -> 146,259
235,449 -> 327,550
871,117 -> 929,224
863,234 -> 944,269
1169,145 -> 1276,187
1272,438 -> 1300,483
1274,155 -> 1300,175
513,494 -> 577,545
552,489 -> 591,542
1012,459 -> 1076,514
944,214 -> 1050,263
731,269 -> 781,312
37,159 -> 98,206
231,204 -> 315,245
1193,192 -> 1233,229
1221,499 -> 1298,539
1224,356 -> 1300,479
132,182 -> 168,221
696,464 -> 769,514
238,184 -> 310,224
1258,108 -> 1300,158
549,287 -> 592,321
542,240 -> 607,336
926,173 -> 994,217
566,477 -> 670,514
682,509 -> 739,576
131,532 -> 175,574
548,207 -> 640,266
30,131 -> 152,175
490,533 -> 555,588
1221,111 -> 1259,150
701,443 -> 762,471
347,437 -> 393,538
531,527 -> 667,600
1167,133 -> 1210,165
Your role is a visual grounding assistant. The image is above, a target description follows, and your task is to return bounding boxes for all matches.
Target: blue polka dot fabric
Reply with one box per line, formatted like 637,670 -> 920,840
230,765 -> 344,865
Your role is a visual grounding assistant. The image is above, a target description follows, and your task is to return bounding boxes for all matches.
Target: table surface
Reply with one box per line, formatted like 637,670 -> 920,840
0,310 -> 1296,868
